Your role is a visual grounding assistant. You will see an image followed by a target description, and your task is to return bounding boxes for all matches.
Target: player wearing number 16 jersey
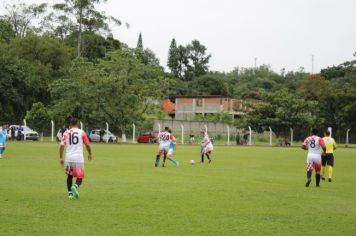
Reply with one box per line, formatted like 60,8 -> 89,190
59,118 -> 92,199
301,128 -> 326,188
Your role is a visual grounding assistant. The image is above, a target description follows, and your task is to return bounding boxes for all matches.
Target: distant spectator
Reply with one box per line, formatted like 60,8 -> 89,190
189,131 -> 195,144
11,127 -> 16,141
284,136 -> 291,146
236,133 -> 240,145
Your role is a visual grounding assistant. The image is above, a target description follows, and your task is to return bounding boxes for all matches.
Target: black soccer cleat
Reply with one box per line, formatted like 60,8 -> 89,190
328,178 -> 332,182
321,176 -> 326,181
305,179 -> 312,187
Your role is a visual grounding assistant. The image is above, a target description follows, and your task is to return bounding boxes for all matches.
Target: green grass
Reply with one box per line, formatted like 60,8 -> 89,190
1,142 -> 356,235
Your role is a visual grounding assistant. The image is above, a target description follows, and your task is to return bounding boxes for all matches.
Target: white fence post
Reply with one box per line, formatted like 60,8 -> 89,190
269,127 -> 272,146
132,123 -> 136,144
181,124 -> 184,144
227,125 -> 230,145
80,121 -> 83,130
204,124 -> 208,133
51,120 -> 54,142
290,128 -> 293,146
248,126 -> 252,145
158,123 -> 161,133
23,119 -> 27,140
346,129 -> 351,147
106,122 -> 109,143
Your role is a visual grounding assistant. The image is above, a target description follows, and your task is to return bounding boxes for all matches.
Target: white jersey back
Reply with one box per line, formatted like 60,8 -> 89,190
303,135 -> 324,155
158,131 -> 172,146
61,128 -> 89,163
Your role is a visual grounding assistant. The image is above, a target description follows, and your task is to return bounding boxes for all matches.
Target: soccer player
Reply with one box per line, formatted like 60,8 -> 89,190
162,130 -> 179,167
321,130 -> 336,182
59,118 -> 92,199
200,131 -> 213,163
301,128 -> 326,187
0,125 -> 8,159
154,127 -> 179,167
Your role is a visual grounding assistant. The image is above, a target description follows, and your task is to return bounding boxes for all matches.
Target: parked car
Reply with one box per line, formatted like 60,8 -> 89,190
137,131 -> 158,143
89,129 -> 117,143
9,125 -> 39,141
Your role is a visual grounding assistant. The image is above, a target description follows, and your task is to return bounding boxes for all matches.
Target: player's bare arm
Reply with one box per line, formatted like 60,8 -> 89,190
301,144 -> 308,150
59,145 -> 65,165
85,144 -> 92,161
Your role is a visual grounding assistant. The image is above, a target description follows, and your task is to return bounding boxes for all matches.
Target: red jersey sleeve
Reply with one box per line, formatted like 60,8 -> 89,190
319,138 -> 325,145
82,131 -> 90,145
170,134 -> 175,142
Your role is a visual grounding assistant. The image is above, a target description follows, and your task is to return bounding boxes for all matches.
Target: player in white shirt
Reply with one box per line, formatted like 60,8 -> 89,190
154,127 -> 179,167
59,118 -> 92,199
200,131 -> 213,163
301,128 -> 326,187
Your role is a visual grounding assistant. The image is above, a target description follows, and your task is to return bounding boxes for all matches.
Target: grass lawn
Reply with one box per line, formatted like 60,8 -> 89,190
1,141 -> 356,235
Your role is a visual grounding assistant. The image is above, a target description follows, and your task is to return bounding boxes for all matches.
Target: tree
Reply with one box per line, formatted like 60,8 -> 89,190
137,32 -> 143,51
186,40 -> 211,78
25,102 -> 52,135
0,45 -> 36,123
190,73 -> 230,96
167,38 -> 179,77
52,0 -> 121,57
1,2 -> 47,38
243,89 -> 319,137
0,19 -> 16,43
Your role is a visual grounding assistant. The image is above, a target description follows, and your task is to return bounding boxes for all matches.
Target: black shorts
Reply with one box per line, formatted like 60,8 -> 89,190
322,153 -> 334,166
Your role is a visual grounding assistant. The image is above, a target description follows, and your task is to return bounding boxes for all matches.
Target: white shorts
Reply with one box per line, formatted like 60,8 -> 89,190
307,153 -> 321,165
202,144 -> 213,154
159,144 -> 169,154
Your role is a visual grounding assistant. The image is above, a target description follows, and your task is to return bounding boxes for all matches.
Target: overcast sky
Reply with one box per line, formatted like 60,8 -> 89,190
2,0 -> 356,73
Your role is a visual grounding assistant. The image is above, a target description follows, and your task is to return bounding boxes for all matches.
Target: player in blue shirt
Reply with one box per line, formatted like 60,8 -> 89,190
0,125 -> 8,159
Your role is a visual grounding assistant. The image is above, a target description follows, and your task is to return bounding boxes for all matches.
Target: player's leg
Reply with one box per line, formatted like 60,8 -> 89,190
321,155 -> 327,180
315,163 -> 321,187
71,163 -> 84,199
162,148 -> 168,167
67,174 -> 74,198
0,147 -> 4,158
205,153 -> 211,163
201,146 -> 205,163
155,150 -> 162,167
65,163 -> 74,199
165,149 -> 179,167
305,162 -> 313,187
327,154 -> 334,182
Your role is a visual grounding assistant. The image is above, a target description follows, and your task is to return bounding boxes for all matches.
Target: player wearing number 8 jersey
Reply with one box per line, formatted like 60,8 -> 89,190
59,118 -> 92,199
301,128 -> 326,187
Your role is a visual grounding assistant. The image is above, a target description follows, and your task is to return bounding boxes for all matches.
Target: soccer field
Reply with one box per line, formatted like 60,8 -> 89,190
1,142 -> 356,235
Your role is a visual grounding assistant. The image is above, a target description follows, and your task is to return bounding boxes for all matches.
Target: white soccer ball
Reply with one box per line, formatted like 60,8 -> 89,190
189,160 -> 195,165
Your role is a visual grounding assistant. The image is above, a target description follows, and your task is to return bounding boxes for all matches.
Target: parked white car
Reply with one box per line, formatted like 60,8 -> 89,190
89,129 -> 117,143
9,125 -> 39,141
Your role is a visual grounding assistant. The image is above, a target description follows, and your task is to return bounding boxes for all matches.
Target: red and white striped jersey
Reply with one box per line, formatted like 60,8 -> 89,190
158,131 -> 174,146
201,133 -> 211,147
60,128 -> 90,163
303,135 -> 325,155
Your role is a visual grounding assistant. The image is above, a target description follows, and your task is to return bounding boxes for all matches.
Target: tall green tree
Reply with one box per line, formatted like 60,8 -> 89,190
186,40 -> 211,78
51,0 -> 121,57
137,32 -> 143,51
25,102 -> 52,135
167,38 -> 179,77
